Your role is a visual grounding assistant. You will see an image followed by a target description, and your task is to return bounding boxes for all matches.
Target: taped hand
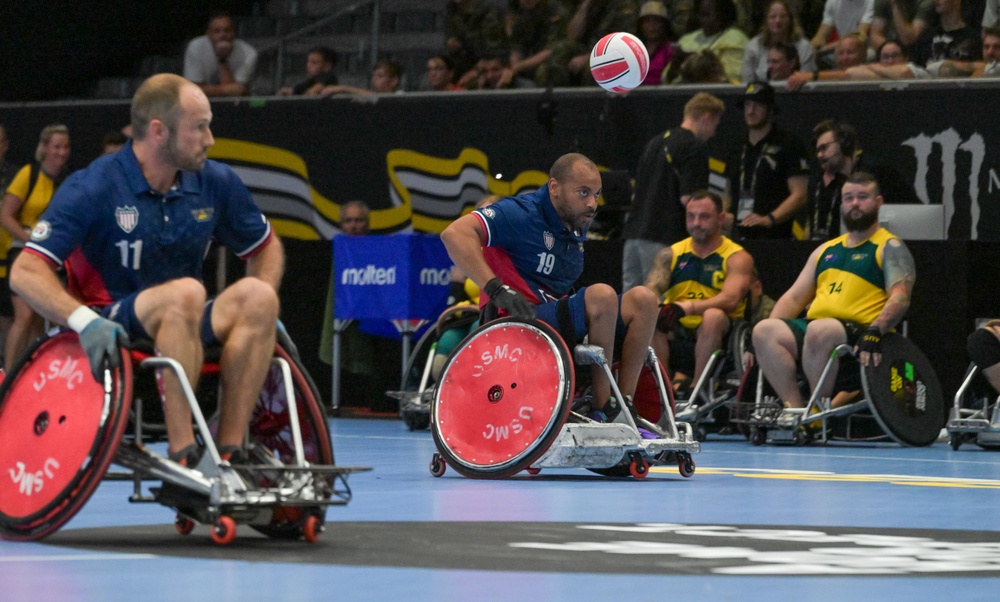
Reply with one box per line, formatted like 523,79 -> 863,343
79,317 -> 128,381
483,278 -> 535,321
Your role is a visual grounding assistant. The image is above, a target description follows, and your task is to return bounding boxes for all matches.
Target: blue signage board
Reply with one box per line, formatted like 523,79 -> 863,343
334,234 -> 452,322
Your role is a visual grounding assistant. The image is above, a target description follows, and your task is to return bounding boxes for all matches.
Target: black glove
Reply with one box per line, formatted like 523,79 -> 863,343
78,317 -> 128,381
857,326 -> 882,356
483,277 -> 535,320
656,303 -> 686,332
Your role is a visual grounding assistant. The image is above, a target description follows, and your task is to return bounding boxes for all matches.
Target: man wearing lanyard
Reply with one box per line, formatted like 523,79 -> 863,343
732,82 -> 811,240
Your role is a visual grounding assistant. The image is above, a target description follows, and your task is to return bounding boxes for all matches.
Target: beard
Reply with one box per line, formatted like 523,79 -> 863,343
161,129 -> 206,172
843,207 -> 879,231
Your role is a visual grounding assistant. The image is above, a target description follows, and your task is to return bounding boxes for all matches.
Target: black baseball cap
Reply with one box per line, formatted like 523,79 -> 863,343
737,81 -> 778,111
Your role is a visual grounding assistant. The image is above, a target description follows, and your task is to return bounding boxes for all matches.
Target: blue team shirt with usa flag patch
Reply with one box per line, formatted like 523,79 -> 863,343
25,141 -> 272,307
472,186 -> 586,304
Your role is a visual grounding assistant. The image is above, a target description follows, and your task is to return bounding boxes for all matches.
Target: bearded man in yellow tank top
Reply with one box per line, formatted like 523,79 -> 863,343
646,190 -> 754,395
751,172 -> 917,410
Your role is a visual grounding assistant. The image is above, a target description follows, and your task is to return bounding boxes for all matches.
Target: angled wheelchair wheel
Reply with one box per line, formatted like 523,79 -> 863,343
432,318 -> 574,479
0,331 -> 132,541
862,333 -> 945,447
249,341 -> 335,539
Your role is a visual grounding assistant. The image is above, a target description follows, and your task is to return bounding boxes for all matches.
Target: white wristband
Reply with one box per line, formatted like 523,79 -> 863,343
67,306 -> 101,334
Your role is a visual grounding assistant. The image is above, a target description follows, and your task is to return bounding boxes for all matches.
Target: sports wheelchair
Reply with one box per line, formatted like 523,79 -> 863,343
0,327 -> 368,545
427,318 -> 700,480
734,333 -> 945,447
388,304 -> 481,431
946,363 -> 1000,450
671,319 -> 753,441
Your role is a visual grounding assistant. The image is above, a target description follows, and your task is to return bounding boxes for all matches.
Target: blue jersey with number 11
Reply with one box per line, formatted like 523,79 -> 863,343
25,142 -> 272,307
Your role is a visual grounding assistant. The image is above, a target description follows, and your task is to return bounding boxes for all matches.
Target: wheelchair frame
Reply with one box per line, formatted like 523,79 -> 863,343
0,330 -> 369,545
946,363 -> 1000,450
427,318 -> 700,480
736,333 -> 944,447
672,320 -> 751,441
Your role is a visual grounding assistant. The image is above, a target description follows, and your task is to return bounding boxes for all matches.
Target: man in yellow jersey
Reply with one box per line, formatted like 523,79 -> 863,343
751,171 -> 916,410
646,190 -> 754,400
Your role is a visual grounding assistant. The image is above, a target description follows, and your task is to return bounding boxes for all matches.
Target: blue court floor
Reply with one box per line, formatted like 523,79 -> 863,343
2,417 -> 1000,601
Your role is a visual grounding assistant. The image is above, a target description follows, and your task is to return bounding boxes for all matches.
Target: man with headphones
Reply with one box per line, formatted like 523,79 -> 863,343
808,119 -> 857,240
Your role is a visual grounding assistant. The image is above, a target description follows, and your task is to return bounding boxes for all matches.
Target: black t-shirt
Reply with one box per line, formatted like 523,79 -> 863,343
807,171 -> 846,241
732,126 -> 811,240
624,127 -> 709,245
911,23 -> 982,66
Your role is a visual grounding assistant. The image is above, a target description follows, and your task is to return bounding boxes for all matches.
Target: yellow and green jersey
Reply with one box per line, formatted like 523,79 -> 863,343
807,227 -> 896,325
664,236 -> 746,329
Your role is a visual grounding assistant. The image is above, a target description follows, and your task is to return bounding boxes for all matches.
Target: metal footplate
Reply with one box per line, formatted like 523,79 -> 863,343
531,422 -> 700,469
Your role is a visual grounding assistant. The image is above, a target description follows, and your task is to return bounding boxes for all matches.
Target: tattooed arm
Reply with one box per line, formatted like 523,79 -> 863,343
871,237 -> 916,334
644,246 -> 675,300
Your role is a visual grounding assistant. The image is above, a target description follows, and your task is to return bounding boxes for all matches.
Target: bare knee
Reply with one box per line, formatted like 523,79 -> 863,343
584,284 -> 618,314
224,278 -> 280,324
699,309 -> 728,340
161,278 -> 207,325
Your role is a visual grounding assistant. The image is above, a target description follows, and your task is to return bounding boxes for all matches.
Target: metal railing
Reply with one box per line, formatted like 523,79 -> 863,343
255,0 -> 382,92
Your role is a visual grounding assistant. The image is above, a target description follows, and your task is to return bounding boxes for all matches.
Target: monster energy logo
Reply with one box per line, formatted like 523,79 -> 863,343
902,128 -> 985,239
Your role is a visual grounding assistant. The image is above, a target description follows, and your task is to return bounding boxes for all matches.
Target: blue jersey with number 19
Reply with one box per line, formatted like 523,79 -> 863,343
472,186 -> 586,305
25,141 -> 272,307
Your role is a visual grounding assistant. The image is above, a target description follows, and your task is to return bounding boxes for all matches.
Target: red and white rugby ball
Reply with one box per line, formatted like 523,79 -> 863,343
590,32 -> 649,93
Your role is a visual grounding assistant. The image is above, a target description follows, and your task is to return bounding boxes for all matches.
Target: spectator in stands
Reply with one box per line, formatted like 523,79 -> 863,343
637,1 -> 676,85
674,0 -> 749,82
447,0 -> 507,82
423,55 -> 464,90
766,41 -> 803,80
2,124 -> 70,370
476,51 -> 536,88
909,0 -> 981,68
986,0 -> 1000,29
810,0 -> 874,66
786,33 -> 868,88
742,0 -> 816,82
503,0 -> 567,86
675,48 -> 732,81
731,82 -> 811,240
667,0 -> 698,39
808,119 -> 858,240
322,60 -> 403,95
183,12 -> 258,97
278,46 -> 338,96
542,0 -> 639,86
928,26 -> 1000,75
101,131 -> 128,155
870,0 -> 935,51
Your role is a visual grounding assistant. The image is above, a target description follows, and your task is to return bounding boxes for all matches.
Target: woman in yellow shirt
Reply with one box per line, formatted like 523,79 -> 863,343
1,123 -> 71,371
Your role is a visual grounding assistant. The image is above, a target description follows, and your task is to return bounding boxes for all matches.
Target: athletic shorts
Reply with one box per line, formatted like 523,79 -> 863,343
535,286 -> 627,348
781,318 -> 866,356
781,317 -> 864,390
102,292 -> 220,347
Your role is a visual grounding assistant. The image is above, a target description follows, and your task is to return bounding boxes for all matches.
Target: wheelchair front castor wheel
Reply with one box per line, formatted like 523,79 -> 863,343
211,516 -> 237,545
677,452 -> 695,478
750,427 -> 766,446
429,452 -> 446,477
526,467 -> 541,475
175,515 -> 195,536
628,453 -> 649,479
302,515 -> 322,544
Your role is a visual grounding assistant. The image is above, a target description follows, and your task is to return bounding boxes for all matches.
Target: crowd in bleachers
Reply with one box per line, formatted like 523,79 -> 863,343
164,1 -> 1000,99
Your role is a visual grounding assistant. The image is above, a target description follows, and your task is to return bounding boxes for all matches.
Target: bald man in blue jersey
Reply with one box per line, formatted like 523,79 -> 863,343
441,153 -> 659,422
